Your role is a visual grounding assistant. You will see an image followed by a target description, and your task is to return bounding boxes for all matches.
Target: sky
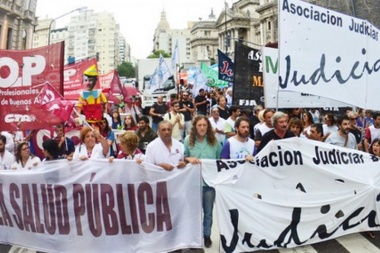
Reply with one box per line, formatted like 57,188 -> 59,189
36,0 -> 228,59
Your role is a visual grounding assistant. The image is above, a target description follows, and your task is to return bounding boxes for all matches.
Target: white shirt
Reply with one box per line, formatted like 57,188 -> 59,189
73,143 -> 108,159
323,124 -> 338,136
1,131 -> 15,154
145,137 -> 184,167
11,156 -> 41,170
0,150 -> 15,170
209,116 -> 226,145
164,112 -> 185,141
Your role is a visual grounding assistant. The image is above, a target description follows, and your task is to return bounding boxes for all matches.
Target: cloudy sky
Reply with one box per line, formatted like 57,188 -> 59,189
36,0 -> 228,59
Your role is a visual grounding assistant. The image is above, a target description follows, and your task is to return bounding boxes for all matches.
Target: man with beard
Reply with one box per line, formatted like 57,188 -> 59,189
145,120 -> 186,171
257,111 -> 295,153
179,91 -> 195,136
0,135 -> 15,170
136,115 -> 158,154
163,100 -> 184,142
325,114 -> 357,149
77,65 -> 107,123
221,116 -> 255,161
53,124 -> 75,159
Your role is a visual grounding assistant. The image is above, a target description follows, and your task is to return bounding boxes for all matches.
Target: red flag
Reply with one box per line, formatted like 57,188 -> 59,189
40,83 -> 75,121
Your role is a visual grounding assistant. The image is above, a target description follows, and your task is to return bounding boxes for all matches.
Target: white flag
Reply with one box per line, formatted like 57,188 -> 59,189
189,65 -> 207,94
157,53 -> 172,88
148,68 -> 159,92
171,39 -> 179,74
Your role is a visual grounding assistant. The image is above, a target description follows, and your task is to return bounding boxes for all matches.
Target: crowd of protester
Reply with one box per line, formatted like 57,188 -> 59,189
1,86 -> 380,246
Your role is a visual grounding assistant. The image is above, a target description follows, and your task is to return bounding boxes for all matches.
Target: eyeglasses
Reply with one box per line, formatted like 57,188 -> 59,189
350,118 -> 357,120
22,147 -> 30,151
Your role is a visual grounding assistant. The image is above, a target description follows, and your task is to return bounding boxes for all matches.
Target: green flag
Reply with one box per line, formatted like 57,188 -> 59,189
200,63 -> 228,88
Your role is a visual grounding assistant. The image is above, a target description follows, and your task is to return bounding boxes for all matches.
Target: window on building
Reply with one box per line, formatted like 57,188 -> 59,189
268,21 -> 271,30
6,28 -> 12,49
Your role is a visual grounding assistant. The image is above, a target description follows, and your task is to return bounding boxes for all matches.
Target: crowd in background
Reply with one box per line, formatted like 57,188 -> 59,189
1,86 -> 380,246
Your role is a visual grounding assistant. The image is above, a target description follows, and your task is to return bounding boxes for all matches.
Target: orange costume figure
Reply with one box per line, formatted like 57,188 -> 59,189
77,65 -> 107,123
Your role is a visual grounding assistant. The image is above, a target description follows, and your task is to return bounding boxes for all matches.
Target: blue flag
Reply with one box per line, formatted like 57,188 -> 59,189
218,49 -> 234,82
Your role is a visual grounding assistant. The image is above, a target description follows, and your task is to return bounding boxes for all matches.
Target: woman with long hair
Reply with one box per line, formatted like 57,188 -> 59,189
368,138 -> 380,238
183,115 -> 222,248
11,142 -> 40,170
111,110 -> 122,130
322,113 -> 338,141
97,117 -> 116,156
301,111 -> 314,137
123,114 -> 138,131
71,126 -> 109,160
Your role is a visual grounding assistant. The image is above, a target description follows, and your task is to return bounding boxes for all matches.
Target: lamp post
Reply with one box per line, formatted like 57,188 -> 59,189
48,6 -> 87,46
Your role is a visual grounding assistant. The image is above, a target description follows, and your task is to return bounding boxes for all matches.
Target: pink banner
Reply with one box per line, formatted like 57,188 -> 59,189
0,43 -> 64,131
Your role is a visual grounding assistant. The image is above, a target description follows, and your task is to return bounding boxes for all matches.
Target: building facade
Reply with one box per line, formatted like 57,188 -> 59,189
153,10 -> 193,63
0,0 -> 37,50
33,10 -> 123,74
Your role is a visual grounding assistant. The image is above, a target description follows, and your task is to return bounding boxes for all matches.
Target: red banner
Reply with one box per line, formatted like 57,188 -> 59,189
63,58 -> 99,100
0,43 -> 64,131
101,70 -> 124,104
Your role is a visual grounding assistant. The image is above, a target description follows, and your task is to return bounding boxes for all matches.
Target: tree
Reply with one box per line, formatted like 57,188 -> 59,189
117,62 -> 135,78
147,50 -> 171,58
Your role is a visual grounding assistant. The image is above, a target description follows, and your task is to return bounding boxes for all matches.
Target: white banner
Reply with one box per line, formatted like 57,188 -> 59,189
203,138 -> 380,252
0,160 -> 202,253
263,47 -> 350,108
278,0 -> 380,110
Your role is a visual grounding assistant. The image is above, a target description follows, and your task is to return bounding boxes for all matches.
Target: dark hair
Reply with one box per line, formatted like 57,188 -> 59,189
263,108 -> 275,119
303,111 -> 314,125
42,139 -> 60,160
0,135 -> 6,144
369,138 -> 380,155
324,113 -> 336,125
372,111 -> 380,120
229,105 -> 240,114
139,115 -> 150,124
15,142 -> 34,163
98,117 -> 112,134
171,100 -> 180,107
311,123 -> 324,136
234,116 -> 250,129
124,114 -> 137,129
217,96 -> 226,104
336,114 -> 350,126
288,117 -> 304,132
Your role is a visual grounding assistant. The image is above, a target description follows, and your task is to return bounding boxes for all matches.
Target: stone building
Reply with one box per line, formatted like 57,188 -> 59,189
0,0 -> 37,50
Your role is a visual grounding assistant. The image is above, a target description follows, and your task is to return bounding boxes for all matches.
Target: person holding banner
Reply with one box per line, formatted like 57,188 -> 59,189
11,142 -> 40,170
109,131 -> 145,163
77,65 -> 107,123
145,120 -> 186,171
221,116 -> 255,160
183,115 -> 221,248
71,126 -> 109,160
257,112 -> 295,153
325,115 -> 357,149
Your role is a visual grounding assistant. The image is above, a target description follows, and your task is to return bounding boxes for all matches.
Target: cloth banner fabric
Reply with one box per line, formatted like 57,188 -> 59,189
202,138 -> 380,252
0,43 -> 64,131
233,41 -> 263,110
218,49 -> 234,82
262,47 -> 351,109
278,0 -> 380,110
63,58 -> 99,101
0,160 -> 202,253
